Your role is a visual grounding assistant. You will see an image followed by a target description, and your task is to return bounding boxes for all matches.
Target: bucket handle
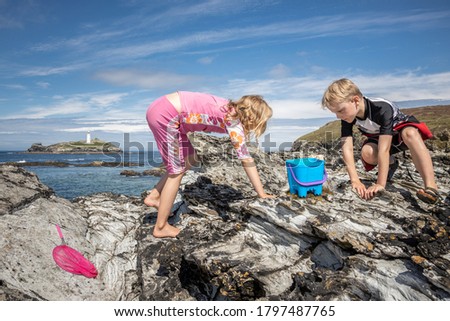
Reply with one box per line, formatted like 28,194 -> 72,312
287,165 -> 328,187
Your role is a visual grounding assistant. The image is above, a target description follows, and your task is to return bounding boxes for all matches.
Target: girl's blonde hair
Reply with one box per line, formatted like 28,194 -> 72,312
321,78 -> 363,109
229,95 -> 273,141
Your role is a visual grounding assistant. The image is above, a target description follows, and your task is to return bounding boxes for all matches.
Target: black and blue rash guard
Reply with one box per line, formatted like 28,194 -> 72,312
341,97 -> 411,137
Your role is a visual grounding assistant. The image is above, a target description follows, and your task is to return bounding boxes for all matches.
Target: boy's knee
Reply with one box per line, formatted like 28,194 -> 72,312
401,127 -> 420,144
361,143 -> 377,163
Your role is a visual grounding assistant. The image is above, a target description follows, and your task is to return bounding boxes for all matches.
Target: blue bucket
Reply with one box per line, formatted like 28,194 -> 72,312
286,158 -> 327,197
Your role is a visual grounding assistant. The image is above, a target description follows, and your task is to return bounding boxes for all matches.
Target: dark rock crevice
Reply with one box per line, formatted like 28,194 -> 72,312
179,256 -> 266,301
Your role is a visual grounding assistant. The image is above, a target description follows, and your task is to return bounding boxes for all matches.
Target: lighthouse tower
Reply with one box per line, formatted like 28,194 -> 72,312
86,131 -> 92,144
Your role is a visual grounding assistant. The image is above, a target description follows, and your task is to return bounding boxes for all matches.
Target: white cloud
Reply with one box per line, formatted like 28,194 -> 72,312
0,0 -> 43,29
58,121 -> 149,134
95,69 -> 199,89
268,64 -> 291,78
352,71 -> 450,101
222,76 -> 328,100
217,70 -> 450,119
36,81 -> 50,89
88,93 -> 128,107
165,0 -> 273,17
20,64 -> 87,76
198,56 -> 214,65
3,70 -> 450,124
0,15 -> 21,29
31,30 -> 126,53
269,99 -> 331,119
3,84 -> 26,90
0,91 -> 128,119
18,99 -> 91,119
90,9 -> 450,62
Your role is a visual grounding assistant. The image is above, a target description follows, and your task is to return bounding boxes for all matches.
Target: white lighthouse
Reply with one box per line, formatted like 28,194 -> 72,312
86,131 -> 92,144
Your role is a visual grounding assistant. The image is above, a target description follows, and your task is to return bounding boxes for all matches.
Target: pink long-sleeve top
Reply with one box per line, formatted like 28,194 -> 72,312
178,91 -> 251,160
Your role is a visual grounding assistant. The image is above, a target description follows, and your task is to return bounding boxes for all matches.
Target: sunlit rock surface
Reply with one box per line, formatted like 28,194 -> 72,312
1,133 -> 449,301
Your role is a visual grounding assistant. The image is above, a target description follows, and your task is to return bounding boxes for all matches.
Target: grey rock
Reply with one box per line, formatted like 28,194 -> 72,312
0,167 -> 114,300
27,143 -> 47,153
1,133 -> 449,301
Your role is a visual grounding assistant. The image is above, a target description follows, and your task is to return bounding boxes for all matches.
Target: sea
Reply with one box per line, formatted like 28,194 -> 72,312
0,151 -> 162,200
0,117 -> 334,200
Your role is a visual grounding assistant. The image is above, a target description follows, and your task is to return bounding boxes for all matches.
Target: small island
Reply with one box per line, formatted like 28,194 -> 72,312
27,132 -> 121,153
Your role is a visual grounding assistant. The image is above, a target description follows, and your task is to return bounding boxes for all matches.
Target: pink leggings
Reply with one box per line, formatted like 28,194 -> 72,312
146,96 -> 195,174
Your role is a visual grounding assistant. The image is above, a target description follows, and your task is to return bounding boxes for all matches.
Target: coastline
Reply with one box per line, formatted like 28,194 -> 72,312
1,132 -> 448,301
4,160 -> 140,167
25,140 -> 122,154
22,151 -> 122,154
0,150 -> 161,199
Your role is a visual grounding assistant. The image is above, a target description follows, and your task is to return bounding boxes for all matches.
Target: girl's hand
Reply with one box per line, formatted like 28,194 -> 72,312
351,181 -> 367,199
364,183 -> 385,200
258,192 -> 276,199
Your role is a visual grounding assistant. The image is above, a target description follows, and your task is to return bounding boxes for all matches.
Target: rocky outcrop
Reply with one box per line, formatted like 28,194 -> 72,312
120,168 -> 166,177
1,133 -> 449,301
27,141 -> 121,153
7,161 -> 138,168
27,143 -> 48,152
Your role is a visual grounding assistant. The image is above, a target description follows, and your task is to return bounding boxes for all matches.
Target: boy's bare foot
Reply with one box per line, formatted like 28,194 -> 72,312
153,224 -> 180,238
144,191 -> 160,208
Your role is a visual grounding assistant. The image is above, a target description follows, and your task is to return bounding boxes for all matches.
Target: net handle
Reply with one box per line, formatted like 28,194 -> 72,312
55,224 -> 66,244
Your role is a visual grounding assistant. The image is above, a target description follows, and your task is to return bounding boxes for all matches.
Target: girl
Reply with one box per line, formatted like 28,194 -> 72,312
145,91 -> 274,238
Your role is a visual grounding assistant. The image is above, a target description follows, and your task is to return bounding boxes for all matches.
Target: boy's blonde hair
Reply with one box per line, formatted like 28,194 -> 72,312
322,78 -> 363,109
229,95 -> 273,141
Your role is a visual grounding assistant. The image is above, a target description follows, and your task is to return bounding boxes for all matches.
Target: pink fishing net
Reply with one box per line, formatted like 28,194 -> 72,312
52,245 -> 98,278
52,225 -> 98,278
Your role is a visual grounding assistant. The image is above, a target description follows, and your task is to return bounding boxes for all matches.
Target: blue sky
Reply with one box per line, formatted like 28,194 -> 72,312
1,0 -> 450,151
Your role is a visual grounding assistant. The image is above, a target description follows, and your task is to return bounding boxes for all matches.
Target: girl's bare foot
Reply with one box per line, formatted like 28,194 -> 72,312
144,190 -> 160,208
153,224 -> 180,238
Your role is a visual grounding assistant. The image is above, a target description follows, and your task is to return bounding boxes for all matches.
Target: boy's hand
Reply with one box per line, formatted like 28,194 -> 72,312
364,183 -> 385,200
351,181 -> 367,198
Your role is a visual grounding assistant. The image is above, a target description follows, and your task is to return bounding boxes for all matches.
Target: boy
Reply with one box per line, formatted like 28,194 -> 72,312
321,78 -> 439,203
